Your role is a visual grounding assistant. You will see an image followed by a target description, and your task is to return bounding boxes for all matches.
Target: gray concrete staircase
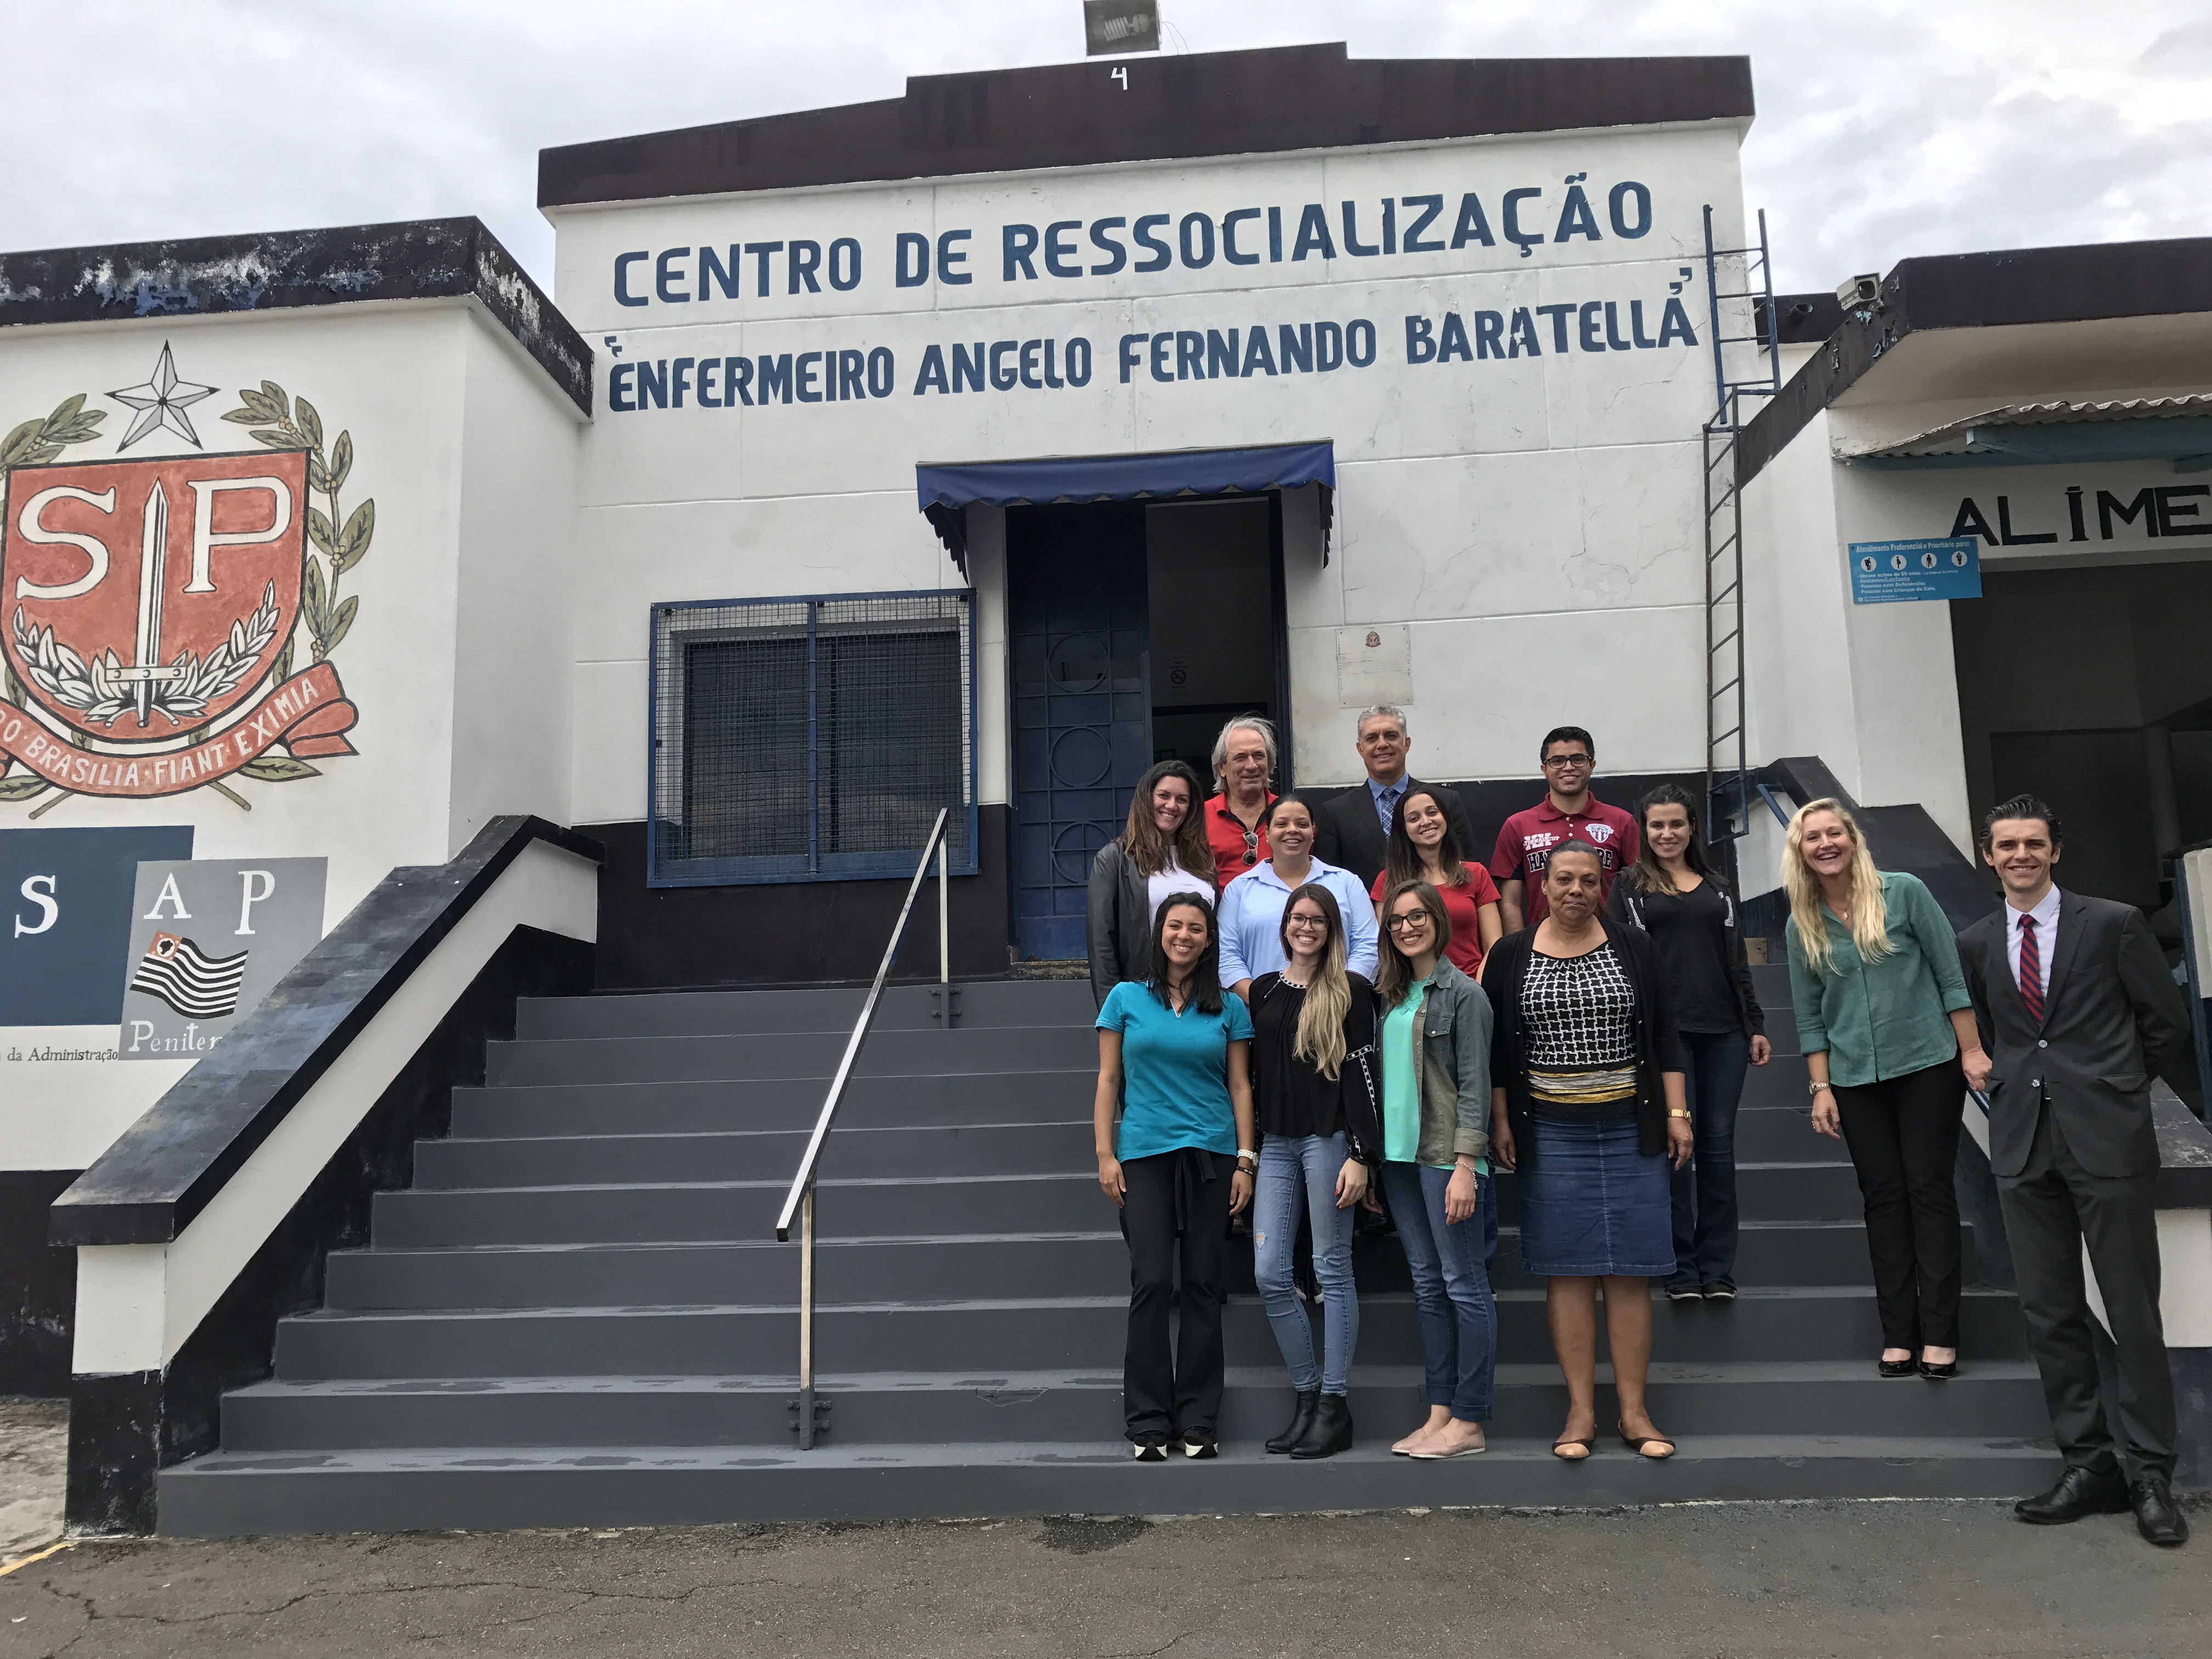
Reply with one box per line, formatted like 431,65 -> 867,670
157,967 -> 2058,1535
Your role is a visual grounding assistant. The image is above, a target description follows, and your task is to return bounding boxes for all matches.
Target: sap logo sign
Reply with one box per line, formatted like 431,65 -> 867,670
119,857 -> 326,1060
1,826 -> 195,1026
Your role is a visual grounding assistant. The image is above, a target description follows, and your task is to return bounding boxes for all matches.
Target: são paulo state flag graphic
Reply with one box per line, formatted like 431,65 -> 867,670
128,931 -> 249,1020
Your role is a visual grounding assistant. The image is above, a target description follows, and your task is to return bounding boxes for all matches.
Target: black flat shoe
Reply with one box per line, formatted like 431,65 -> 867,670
1878,1357 -> 1918,1379
1180,1428 -> 1218,1460
1266,1390 -> 1319,1455
2132,1476 -> 2190,1546
1700,1280 -> 1735,1302
1665,1279 -> 1703,1302
1918,1359 -> 1957,1380
1132,1434 -> 1170,1463
1290,1394 -> 1353,1460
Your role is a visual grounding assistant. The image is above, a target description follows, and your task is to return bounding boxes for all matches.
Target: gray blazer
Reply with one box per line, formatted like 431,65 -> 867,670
1957,890 -> 2190,1179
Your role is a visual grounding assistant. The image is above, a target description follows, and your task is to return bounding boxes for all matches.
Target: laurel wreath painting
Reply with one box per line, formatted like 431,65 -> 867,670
0,383 -> 374,812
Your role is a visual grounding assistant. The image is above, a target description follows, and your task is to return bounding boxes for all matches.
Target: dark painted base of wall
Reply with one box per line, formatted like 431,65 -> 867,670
2174,1346 -> 2212,1489
65,924 -> 595,1534
584,806 -> 1015,989
584,777 -> 1711,991
0,1170 -> 80,1397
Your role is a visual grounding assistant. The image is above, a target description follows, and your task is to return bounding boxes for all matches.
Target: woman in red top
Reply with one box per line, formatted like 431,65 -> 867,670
1369,787 -> 1504,978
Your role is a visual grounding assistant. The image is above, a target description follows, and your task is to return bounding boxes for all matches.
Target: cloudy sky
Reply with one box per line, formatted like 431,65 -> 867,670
5,0 -> 2208,298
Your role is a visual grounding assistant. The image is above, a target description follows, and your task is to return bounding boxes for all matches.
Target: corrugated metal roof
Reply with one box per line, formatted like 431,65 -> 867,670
1839,393 -> 2212,459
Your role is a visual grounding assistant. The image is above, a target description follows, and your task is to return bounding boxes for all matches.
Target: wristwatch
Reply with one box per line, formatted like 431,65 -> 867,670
1667,1108 -> 1691,1120
1807,1080 -> 1832,1096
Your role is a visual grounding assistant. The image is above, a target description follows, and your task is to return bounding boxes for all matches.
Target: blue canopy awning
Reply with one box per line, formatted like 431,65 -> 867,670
916,441 -> 1335,572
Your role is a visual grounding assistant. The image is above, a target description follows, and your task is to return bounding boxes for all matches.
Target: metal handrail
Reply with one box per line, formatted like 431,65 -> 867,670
774,805 -> 951,1449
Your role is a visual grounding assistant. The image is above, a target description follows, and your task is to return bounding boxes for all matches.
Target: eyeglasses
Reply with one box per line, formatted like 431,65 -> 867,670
1284,913 -> 1327,932
1542,753 -> 1593,769
1387,912 -> 1431,932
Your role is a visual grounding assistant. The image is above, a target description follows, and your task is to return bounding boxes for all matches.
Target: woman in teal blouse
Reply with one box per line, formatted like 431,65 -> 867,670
1783,799 -> 1990,1381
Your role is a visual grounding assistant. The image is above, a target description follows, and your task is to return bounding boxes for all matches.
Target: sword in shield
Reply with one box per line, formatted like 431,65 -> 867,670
111,484 -> 188,725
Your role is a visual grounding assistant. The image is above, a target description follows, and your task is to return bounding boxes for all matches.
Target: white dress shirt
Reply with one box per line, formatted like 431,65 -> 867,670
2004,884 -> 2062,1000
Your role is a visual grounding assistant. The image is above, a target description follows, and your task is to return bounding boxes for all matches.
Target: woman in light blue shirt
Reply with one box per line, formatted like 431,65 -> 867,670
1219,795 -> 1379,996
1093,891 -> 1256,1462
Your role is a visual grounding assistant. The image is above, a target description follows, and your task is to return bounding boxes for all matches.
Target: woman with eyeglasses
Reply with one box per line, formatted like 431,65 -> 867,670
1370,786 -> 1504,980
1483,842 -> 1691,1462
1373,880 -> 1498,1460
1217,795 -> 1379,1002
1087,760 -> 1220,1007
1247,882 -> 1380,1459
1093,892 -> 1257,1462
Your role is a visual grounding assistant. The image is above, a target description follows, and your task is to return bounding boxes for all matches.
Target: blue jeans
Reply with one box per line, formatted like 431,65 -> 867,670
1673,1031 -> 1750,1286
1254,1133 -> 1359,1396
1381,1161 -> 1498,1422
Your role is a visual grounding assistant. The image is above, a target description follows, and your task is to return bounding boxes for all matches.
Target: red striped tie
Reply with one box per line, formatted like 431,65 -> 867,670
2018,914 -> 2044,1025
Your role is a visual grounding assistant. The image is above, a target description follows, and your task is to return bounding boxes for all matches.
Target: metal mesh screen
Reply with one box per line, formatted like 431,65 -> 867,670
649,591 -> 975,887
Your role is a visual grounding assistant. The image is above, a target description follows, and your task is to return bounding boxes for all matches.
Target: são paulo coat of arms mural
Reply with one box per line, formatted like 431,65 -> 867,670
0,343 -> 369,814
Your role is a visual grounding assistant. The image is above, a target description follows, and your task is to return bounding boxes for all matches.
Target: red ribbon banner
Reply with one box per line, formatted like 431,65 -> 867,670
0,664 -> 359,798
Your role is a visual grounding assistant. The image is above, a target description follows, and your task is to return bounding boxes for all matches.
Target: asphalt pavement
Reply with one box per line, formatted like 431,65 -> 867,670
1,1494 -> 2204,1657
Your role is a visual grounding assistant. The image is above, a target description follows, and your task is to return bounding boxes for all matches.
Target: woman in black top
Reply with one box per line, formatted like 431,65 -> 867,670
1605,785 -> 1770,1300
1247,882 -> 1380,1460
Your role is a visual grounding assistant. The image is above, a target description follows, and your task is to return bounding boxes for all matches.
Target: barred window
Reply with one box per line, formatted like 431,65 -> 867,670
649,592 -> 976,887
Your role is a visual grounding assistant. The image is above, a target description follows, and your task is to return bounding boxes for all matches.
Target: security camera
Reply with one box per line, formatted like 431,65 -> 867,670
1835,274 -> 1882,311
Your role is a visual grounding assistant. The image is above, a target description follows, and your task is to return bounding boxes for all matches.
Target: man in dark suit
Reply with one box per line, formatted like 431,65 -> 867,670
1311,706 -> 1475,890
1957,793 -> 2192,1547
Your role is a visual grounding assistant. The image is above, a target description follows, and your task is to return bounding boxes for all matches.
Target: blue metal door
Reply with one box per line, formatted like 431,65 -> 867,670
1007,504 -> 1151,962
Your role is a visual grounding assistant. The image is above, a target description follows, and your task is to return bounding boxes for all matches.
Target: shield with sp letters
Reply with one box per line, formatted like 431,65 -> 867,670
3,449 -> 306,742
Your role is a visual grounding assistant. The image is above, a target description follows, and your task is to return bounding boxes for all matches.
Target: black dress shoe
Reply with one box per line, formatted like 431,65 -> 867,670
1918,1359 -> 1957,1380
2016,1465 -> 2131,1525
2131,1476 -> 2190,1546
1266,1390 -> 1319,1455
1290,1393 -> 1354,1460
1878,1357 -> 1918,1379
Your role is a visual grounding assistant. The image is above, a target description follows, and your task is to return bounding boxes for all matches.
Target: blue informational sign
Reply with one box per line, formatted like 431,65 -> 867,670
1,826 -> 194,1025
1847,537 -> 1982,603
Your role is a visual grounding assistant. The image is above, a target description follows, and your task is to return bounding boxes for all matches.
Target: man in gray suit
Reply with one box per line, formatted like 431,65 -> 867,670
1311,706 -> 1475,891
1957,794 -> 2192,1546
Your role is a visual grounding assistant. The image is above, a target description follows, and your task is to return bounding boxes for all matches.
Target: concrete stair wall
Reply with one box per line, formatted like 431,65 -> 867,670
156,965 -> 2058,1535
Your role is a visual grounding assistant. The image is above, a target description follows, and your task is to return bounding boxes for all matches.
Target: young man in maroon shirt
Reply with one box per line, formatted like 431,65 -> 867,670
1489,725 -> 1640,930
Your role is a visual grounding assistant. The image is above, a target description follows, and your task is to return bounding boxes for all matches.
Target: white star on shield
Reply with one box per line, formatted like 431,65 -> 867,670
108,342 -> 216,450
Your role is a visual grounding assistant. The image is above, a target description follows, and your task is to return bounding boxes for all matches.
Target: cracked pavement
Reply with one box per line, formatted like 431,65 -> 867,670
2,1498 -> 2208,1657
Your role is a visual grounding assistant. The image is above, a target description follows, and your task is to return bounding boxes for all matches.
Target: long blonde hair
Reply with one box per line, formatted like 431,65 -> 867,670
1277,883 -> 1351,1079
1784,798 -> 1893,974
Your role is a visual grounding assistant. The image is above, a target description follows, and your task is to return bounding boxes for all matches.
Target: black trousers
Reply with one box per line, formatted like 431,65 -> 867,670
1833,1057 -> 1964,1350
1997,1104 -> 2175,1481
1120,1149 -> 1234,1440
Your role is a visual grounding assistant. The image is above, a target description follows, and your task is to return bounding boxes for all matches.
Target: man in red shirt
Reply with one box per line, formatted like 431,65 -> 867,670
1490,725 -> 1640,930
1204,716 -> 1277,885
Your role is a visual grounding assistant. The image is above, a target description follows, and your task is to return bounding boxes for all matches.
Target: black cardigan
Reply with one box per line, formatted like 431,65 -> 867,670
1481,919 -> 1689,1162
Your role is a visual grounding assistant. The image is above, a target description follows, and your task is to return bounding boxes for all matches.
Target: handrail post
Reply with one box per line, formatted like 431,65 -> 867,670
797,1184 -> 817,1449
938,836 -> 950,986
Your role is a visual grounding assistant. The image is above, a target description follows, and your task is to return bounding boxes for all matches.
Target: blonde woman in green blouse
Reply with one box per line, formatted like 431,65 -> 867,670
1784,799 -> 1990,1382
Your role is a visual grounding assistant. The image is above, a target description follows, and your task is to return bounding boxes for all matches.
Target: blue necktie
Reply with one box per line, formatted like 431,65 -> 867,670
1376,784 -> 1399,832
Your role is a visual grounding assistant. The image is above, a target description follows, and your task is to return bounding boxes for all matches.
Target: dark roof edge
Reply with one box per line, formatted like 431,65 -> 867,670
0,218 -> 592,417
1739,235 -> 2212,488
540,43 -> 1753,209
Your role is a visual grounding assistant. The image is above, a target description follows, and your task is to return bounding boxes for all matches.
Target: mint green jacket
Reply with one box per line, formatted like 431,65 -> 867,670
1784,871 -> 1972,1087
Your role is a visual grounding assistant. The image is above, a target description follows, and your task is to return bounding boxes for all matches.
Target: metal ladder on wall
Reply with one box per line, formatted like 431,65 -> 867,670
1700,204 -> 1781,874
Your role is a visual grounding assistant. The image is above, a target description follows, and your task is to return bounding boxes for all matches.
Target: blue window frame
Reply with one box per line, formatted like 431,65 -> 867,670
647,590 -> 978,888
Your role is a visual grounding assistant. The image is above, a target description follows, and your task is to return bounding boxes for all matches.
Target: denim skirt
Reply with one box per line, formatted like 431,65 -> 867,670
1517,1114 -> 1675,1278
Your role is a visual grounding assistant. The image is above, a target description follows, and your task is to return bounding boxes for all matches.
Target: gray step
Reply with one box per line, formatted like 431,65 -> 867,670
325,1215 -> 1940,1312
369,1173 -> 1102,1247
413,1122 -> 1088,1188
155,1433 -> 2065,1537
270,1288 -> 2030,1380
450,1071 -> 1096,1138
219,1359 -> 2052,1451
486,1025 -> 1097,1086
517,979 -> 1095,1040
366,1159 -> 1867,1247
